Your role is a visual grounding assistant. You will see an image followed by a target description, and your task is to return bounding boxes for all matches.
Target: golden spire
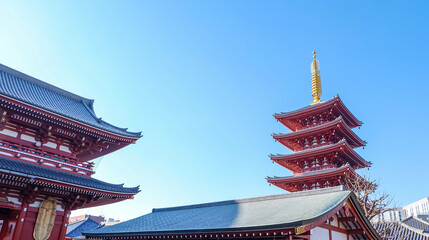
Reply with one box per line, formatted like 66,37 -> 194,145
310,51 -> 322,105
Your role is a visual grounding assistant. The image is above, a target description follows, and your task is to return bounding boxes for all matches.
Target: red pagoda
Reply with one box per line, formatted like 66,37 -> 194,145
0,64 -> 141,240
267,52 -> 370,192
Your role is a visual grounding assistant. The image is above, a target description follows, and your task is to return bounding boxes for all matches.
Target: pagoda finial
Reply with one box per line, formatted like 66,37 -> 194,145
310,51 -> 322,105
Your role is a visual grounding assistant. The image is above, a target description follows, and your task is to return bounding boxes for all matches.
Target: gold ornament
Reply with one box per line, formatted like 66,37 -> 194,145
310,51 -> 322,105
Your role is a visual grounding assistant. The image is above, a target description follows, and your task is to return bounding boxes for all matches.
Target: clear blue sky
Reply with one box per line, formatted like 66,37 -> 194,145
0,1 -> 428,220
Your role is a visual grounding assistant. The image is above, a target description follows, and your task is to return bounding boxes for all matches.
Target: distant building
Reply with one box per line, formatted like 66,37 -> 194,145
69,215 -> 105,225
403,197 -> 429,217
67,217 -> 102,240
102,217 -> 122,226
374,198 -> 429,239
67,215 -> 123,238
377,208 -> 406,222
376,197 -> 429,222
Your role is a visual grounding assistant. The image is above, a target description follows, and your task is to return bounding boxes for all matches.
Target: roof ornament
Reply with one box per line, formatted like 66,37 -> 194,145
310,51 -> 322,105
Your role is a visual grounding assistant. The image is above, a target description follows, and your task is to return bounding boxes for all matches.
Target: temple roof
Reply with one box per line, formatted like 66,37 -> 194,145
376,218 -> 429,240
0,156 -> 139,194
85,187 -> 350,236
0,63 -> 141,138
274,95 -> 362,131
67,217 -> 102,238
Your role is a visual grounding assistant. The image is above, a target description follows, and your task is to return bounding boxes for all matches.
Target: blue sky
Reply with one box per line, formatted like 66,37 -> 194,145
0,1 -> 428,220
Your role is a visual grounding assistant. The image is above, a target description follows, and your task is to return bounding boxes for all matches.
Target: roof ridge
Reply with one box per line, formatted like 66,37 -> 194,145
97,118 -> 143,136
399,221 -> 429,236
410,216 -> 429,226
152,186 -> 346,213
0,63 -> 94,106
82,100 -> 98,119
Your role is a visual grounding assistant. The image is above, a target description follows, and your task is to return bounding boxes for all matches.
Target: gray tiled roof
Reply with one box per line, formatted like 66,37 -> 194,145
375,220 -> 429,240
0,156 -> 139,194
67,218 -> 101,238
403,216 -> 429,233
85,187 -> 350,236
0,64 -> 141,138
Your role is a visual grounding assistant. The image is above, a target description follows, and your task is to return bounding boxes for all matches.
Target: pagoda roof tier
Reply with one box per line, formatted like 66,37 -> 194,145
270,139 -> 371,172
272,117 -> 366,151
274,95 -> 362,131
0,156 -> 139,195
266,165 -> 355,192
0,63 -> 141,139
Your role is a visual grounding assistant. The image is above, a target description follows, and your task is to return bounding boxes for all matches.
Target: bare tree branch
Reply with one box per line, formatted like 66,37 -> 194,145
344,173 -> 407,239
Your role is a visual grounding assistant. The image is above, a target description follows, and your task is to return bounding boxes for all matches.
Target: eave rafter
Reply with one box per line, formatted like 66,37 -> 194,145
0,107 -> 10,130
0,171 -> 137,209
85,229 -> 298,240
0,97 -> 136,161
267,166 -> 356,192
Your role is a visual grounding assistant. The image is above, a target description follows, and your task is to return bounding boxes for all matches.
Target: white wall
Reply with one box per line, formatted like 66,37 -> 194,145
311,227 -> 329,240
403,197 -> 429,217
332,231 -> 347,240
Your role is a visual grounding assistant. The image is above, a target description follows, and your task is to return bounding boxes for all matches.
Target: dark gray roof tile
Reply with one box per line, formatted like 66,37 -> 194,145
85,187 -> 350,236
0,156 -> 139,194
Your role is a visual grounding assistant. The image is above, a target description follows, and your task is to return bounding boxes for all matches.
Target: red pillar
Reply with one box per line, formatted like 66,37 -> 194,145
13,202 -> 29,240
58,208 -> 71,240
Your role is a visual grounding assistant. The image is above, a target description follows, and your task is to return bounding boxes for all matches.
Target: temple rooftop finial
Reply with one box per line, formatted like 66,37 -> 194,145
310,51 -> 322,105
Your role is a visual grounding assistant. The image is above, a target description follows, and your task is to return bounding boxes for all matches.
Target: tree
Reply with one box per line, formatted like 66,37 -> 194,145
344,173 -> 408,240
344,173 -> 392,221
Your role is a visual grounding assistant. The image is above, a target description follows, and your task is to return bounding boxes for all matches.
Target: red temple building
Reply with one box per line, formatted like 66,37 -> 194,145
0,63 -> 141,240
267,52 -> 371,192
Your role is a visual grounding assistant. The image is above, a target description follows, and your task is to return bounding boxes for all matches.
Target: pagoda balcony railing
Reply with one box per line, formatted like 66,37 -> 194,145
0,139 -> 94,176
300,164 -> 338,174
292,166 -> 337,176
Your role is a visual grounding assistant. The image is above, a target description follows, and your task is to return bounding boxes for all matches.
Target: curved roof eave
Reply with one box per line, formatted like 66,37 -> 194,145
0,156 -> 140,194
274,95 -> 362,129
266,165 -> 354,182
0,63 -> 142,139
273,117 -> 365,148
85,186 -> 350,236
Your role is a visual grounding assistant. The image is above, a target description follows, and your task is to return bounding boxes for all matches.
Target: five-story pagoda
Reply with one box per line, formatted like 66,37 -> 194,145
267,52 -> 370,192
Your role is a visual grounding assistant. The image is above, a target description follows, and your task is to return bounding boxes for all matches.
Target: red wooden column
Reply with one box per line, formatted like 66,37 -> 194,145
13,201 -> 29,240
59,208 -> 71,240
